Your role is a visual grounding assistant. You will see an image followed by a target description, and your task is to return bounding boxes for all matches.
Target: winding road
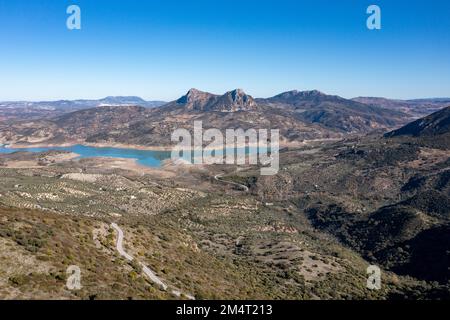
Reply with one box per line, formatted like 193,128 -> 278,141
111,223 -> 134,261
214,173 -> 249,192
111,223 -> 194,299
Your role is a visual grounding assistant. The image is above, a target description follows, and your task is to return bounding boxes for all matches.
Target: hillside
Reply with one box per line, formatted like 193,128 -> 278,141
385,106 -> 450,137
385,106 -> 450,149
227,112 -> 450,289
353,97 -> 450,117
258,90 -> 410,133
0,164 -> 394,300
0,106 -> 151,146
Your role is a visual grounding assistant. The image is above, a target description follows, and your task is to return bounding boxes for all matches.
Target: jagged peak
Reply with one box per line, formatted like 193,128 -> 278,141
225,88 -> 252,100
219,89 -> 257,110
174,88 -> 257,112
229,88 -> 245,95
177,88 -> 216,105
186,88 -> 206,95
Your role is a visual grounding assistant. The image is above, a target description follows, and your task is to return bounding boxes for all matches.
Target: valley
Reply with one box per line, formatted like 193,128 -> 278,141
2,0 -> 449,307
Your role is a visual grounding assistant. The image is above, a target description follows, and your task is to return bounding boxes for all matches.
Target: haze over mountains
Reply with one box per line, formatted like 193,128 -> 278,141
1,96 -> 166,109
353,97 -> 450,117
0,97 -> 166,122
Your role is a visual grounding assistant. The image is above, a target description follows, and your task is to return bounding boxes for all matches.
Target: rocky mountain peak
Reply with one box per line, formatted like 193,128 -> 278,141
176,89 -> 218,110
175,88 -> 257,112
217,89 -> 258,112
177,88 -> 214,104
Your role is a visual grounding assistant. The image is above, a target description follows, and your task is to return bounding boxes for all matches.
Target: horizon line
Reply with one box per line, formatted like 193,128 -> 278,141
1,90 -> 450,104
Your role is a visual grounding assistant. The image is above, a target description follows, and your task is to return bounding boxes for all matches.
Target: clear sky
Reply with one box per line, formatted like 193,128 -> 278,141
1,0 -> 449,101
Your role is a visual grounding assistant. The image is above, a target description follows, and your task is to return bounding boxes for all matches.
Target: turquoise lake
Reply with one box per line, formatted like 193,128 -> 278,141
0,145 -> 171,168
0,145 -> 266,168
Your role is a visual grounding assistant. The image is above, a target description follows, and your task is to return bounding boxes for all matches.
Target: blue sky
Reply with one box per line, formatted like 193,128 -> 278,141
0,0 -> 449,101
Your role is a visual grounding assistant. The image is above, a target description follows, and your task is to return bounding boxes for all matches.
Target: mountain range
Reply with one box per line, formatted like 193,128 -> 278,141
1,88 -> 448,148
1,96 -> 166,109
0,97 -> 166,122
257,90 -> 409,133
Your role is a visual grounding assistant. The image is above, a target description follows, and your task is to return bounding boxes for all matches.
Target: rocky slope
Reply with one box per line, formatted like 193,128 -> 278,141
171,88 -> 258,112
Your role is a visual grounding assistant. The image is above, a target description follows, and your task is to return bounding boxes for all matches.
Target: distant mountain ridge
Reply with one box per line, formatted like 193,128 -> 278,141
97,96 -> 165,107
1,96 -> 166,109
257,90 -> 338,107
257,90 -> 410,133
0,97 -> 166,122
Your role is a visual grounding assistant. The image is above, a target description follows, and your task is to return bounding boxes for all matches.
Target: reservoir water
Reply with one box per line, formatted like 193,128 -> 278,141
0,144 -> 266,168
0,145 -> 171,168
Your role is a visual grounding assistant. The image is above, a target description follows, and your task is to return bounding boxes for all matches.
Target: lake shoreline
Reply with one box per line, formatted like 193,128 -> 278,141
4,142 -> 174,151
1,138 -> 320,152
0,144 -> 170,168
